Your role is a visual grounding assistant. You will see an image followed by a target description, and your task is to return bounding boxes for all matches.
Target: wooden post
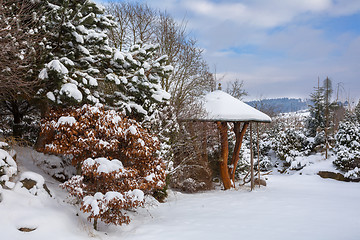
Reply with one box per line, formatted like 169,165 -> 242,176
250,122 -> 254,190
202,123 -> 208,163
230,122 -> 249,184
217,121 -> 232,190
257,122 -> 261,188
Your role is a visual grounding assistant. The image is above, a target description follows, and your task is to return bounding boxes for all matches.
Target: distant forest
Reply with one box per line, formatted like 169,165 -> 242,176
246,98 -> 310,113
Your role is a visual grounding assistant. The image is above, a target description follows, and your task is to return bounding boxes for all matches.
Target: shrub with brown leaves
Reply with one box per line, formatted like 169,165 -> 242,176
38,105 -> 166,228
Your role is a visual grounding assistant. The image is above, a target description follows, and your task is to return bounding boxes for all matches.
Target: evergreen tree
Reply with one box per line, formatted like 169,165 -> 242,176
37,0 -> 114,106
274,128 -> 311,170
37,0 -> 172,121
333,113 -> 360,179
355,100 -> 360,122
306,79 -> 324,137
102,42 -> 172,122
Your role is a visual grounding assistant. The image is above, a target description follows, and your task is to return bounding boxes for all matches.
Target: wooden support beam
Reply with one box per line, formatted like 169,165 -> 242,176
250,122 -> 254,190
257,122 -> 261,188
217,121 -> 232,190
229,122 -> 249,184
201,123 -> 208,164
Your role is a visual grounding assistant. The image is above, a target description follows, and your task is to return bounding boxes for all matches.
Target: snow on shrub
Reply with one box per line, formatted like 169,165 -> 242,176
38,105 -> 165,227
61,157 -> 150,226
38,105 -> 162,168
0,142 -> 17,189
274,128 -> 311,170
333,118 -> 360,179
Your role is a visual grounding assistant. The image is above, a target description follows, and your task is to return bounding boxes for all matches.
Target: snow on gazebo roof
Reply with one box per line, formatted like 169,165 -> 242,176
189,90 -> 271,123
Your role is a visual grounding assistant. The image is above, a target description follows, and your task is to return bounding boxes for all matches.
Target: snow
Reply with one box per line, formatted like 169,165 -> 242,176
0,149 -> 17,178
1,147 -> 359,240
0,141 -> 9,148
128,189 -> 144,202
152,89 -> 171,102
46,92 -> 56,101
191,90 -> 271,122
72,31 -> 84,44
78,45 -> 90,55
114,49 -> 125,62
19,172 -> 45,188
38,68 -> 48,80
60,57 -> 75,66
83,157 -> 124,174
127,125 -> 137,135
87,75 -> 98,86
56,116 -> 76,126
145,173 -> 156,182
60,83 -> 83,102
47,59 -> 69,74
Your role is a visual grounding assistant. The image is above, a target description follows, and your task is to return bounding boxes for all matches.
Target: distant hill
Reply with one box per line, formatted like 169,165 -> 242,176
246,98 -> 310,113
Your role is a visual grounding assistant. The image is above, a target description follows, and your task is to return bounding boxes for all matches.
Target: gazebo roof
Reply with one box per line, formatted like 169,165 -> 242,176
189,90 -> 271,123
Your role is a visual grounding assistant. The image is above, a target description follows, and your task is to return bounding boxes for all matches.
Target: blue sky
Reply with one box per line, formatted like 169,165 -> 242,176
97,0 -> 360,102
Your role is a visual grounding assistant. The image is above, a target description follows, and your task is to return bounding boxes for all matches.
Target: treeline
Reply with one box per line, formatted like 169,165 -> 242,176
246,98 -> 310,114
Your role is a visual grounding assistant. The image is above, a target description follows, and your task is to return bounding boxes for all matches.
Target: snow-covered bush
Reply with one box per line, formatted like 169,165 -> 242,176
0,142 -> 17,189
333,118 -> 360,179
38,105 -> 161,167
15,171 -> 52,197
38,105 -> 165,227
61,158 -> 150,228
256,156 -> 273,171
32,152 -> 75,182
274,128 -> 311,170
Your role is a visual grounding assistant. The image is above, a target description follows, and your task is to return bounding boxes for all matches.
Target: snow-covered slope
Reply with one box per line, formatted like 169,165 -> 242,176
1,147 -> 359,240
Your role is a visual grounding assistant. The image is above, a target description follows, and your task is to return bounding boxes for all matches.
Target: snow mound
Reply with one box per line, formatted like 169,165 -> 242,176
0,149 -> 17,187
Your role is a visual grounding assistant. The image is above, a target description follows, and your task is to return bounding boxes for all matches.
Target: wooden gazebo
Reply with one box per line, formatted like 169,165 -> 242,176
187,90 -> 271,190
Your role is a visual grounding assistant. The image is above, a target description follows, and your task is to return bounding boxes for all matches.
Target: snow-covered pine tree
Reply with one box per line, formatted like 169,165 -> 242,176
103,42 -> 172,122
306,80 -> 324,137
274,127 -> 311,170
355,100 -> 360,122
37,0 -> 114,106
37,1 -> 172,122
333,112 -> 360,179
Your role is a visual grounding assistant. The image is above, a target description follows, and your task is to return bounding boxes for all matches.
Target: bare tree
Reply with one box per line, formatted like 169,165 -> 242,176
107,2 -> 156,50
153,13 -> 215,117
0,0 -> 44,136
0,0 -> 42,99
226,79 -> 248,100
106,2 -> 216,118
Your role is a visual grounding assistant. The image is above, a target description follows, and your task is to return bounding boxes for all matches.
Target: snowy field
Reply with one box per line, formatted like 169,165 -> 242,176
1,148 -> 359,240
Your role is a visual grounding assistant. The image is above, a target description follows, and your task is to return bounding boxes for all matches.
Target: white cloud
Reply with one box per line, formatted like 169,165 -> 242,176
97,0 -> 360,100
181,0 -> 333,29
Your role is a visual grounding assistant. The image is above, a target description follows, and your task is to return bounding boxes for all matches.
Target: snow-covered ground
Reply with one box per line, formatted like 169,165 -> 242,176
1,147 -> 359,240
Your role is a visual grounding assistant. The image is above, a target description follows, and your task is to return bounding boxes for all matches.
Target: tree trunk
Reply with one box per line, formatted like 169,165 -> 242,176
93,219 -> 98,231
217,121 -> 232,190
10,101 -> 23,137
34,101 -> 50,151
229,122 -> 248,183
